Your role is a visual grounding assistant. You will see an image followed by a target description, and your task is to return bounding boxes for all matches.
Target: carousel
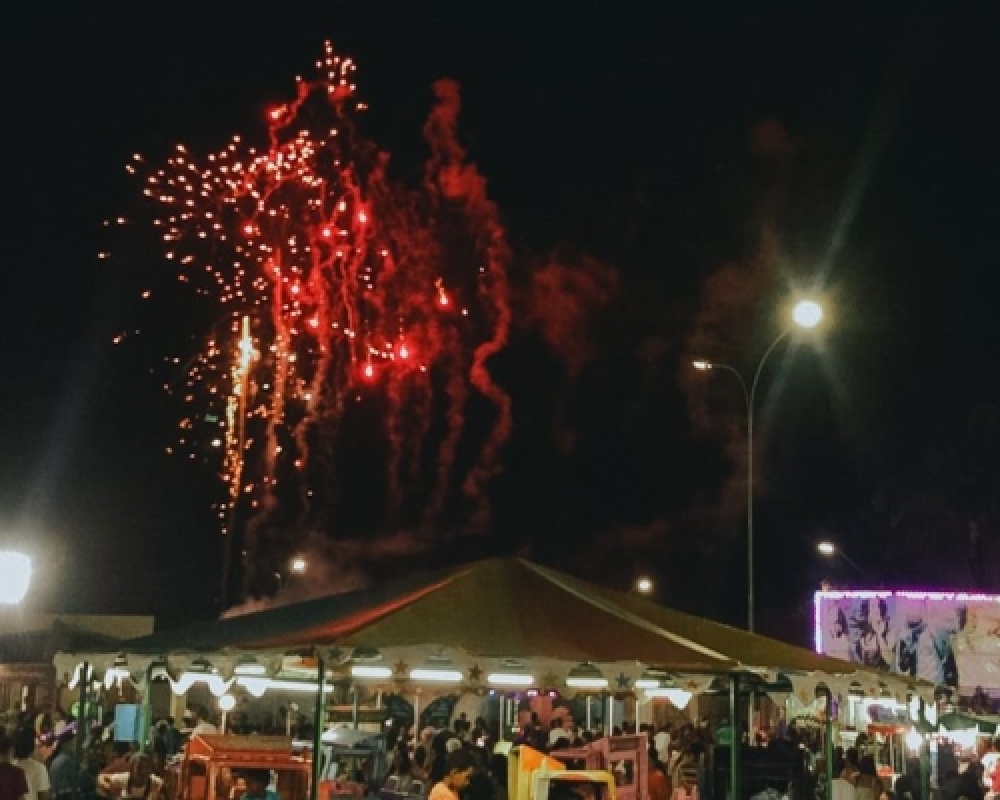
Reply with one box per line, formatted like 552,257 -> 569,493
54,558 -> 937,800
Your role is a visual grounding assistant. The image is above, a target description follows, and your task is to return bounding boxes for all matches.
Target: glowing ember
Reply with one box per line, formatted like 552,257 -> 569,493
120,41 -> 512,591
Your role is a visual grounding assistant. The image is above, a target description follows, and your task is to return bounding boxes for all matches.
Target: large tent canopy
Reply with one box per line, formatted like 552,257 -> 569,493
54,558 -> 933,702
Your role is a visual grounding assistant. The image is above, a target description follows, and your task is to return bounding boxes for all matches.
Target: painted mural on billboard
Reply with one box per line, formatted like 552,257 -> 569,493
814,591 -> 1000,692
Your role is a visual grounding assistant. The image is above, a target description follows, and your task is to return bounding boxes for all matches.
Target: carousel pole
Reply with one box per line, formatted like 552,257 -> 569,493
816,685 -> 833,800
139,664 -> 154,754
917,699 -> 930,800
729,673 -> 742,800
352,684 -> 360,730
309,656 -> 326,800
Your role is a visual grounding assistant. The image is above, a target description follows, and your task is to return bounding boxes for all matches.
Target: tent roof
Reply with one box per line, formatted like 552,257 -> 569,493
91,558 -> 862,677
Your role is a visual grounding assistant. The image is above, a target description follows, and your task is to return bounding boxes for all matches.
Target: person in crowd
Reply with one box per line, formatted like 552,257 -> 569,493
46,726 -> 76,800
855,755 -> 884,800
190,708 -> 217,737
428,748 -> 476,800
671,744 -> 700,797
98,754 -> 164,800
100,742 -> 132,777
892,758 -> 921,800
238,770 -> 279,800
488,754 -> 508,800
647,748 -> 671,800
463,745 -> 495,800
653,725 -> 671,765
12,729 -> 49,800
831,768 -> 859,800
162,718 -> 180,758
390,742 -> 418,791
414,728 -> 436,776
0,732 -> 29,800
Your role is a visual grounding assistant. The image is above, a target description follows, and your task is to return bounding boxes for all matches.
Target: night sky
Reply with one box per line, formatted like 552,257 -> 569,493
2,3 -> 998,643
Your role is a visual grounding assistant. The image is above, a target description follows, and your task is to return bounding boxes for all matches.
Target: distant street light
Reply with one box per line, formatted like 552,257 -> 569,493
290,557 -> 307,574
635,576 -> 654,595
817,541 -> 870,582
0,551 -> 31,605
693,298 -> 825,633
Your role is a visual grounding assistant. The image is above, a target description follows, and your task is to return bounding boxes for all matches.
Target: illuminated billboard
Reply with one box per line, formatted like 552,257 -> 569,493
814,590 -> 1000,692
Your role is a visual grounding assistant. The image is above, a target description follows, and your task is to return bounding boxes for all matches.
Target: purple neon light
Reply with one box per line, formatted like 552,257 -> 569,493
813,589 -> 1000,655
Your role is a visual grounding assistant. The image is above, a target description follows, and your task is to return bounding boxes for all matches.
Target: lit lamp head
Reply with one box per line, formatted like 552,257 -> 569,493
488,659 -> 534,688
350,647 -> 392,680
290,557 -> 307,574
566,662 -> 608,690
0,551 -> 31,605
409,654 -> 463,684
635,576 -> 654,595
691,360 -> 713,371
817,542 -> 836,557
792,299 -> 823,329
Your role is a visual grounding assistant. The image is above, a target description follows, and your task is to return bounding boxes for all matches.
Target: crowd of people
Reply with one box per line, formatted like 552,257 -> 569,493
0,703 -> 225,800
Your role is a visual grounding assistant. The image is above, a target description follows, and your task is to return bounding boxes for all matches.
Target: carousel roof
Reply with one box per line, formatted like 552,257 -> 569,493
56,558 -> 876,681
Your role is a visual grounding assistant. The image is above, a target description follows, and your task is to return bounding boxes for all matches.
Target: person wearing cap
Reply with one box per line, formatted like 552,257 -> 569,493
428,749 -> 476,800
240,770 -> 278,800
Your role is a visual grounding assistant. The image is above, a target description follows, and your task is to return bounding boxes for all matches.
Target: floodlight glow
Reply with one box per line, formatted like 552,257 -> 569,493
635,576 -> 654,594
692,360 -> 712,371
817,542 -> 835,556
0,551 -> 31,604
218,694 -> 236,712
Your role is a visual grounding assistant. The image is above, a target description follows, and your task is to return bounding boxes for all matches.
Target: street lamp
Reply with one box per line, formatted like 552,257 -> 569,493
0,551 -> 31,605
290,557 -> 307,574
817,541 -> 869,582
692,298 -> 824,633
635,576 -> 654,595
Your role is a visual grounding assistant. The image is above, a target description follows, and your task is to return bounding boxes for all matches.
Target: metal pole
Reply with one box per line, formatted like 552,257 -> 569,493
499,693 -> 505,743
74,662 -> 90,800
139,664 -> 153,754
746,328 -> 791,633
820,687 -> 833,800
918,700 -> 930,800
586,696 -> 592,731
310,657 -> 326,800
352,684 -> 359,730
729,674 -> 742,800
747,392 -> 754,633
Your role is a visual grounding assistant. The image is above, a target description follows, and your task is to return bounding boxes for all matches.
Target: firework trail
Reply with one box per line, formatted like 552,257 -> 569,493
423,80 -> 513,531
121,43 -> 512,596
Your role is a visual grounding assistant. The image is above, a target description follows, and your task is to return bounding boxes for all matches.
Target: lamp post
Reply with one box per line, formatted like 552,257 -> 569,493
817,541 -> 870,582
693,299 -> 823,633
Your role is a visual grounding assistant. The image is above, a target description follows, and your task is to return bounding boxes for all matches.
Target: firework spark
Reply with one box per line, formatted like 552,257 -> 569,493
118,42 -> 512,596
